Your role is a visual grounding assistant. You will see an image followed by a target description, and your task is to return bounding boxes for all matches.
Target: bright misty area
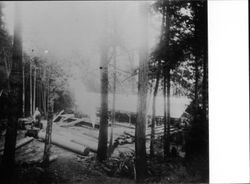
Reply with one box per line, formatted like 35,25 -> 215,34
0,1 -> 208,183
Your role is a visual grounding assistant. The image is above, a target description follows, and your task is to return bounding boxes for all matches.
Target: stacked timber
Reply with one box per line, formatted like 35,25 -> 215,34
53,110 -> 96,128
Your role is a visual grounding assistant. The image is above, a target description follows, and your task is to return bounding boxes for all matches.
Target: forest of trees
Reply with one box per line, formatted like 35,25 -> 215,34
0,0 -> 208,183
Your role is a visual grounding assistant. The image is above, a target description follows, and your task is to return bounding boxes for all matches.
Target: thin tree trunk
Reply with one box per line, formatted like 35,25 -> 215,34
22,62 -> 25,117
43,75 -> 53,167
150,61 -> 161,157
166,67 -> 171,157
97,45 -> 109,162
163,65 -> 167,160
33,67 -> 36,113
43,68 -> 47,116
135,2 -> 148,182
44,83 -> 47,116
30,61 -> 32,116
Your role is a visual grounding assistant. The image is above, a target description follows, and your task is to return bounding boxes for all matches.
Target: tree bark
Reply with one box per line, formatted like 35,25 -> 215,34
163,66 -> 171,160
163,0 -> 171,160
135,2 -> 148,182
43,72 -> 53,167
30,61 -> 32,116
2,2 -> 22,181
163,66 -> 167,159
22,62 -> 25,117
108,46 -> 116,157
43,68 -> 47,116
97,45 -> 109,162
166,67 -> 171,157
33,67 -> 36,113
150,61 -> 161,157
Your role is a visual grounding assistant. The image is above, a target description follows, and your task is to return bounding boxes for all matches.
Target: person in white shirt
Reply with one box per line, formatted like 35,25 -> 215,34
33,107 -> 42,129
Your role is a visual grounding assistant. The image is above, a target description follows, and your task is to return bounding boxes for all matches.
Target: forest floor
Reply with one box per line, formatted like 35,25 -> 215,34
0,125 -> 207,183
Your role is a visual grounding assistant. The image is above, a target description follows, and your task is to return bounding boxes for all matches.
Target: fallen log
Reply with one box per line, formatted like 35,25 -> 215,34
38,131 -> 94,155
0,137 -> 34,153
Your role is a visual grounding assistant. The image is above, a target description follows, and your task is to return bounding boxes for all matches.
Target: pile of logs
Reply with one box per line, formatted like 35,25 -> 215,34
53,110 -> 98,128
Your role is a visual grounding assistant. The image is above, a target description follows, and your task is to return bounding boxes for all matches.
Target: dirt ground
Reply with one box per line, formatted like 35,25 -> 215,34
0,125 -> 206,183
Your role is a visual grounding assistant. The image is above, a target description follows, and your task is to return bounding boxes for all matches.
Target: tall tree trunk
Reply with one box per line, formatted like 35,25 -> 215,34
97,45 -> 109,162
150,61 -> 161,157
108,46 -> 116,157
135,2 -> 148,182
44,83 -> 47,116
163,66 -> 171,160
163,0 -> 171,160
43,68 -> 47,116
163,66 -> 167,159
33,67 -> 36,113
43,73 -> 53,167
22,62 -> 25,117
166,67 -> 171,157
30,61 -> 32,116
3,2 -> 22,181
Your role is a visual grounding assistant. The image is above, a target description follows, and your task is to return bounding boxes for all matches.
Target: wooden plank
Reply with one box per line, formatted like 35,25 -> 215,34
53,110 -> 64,122
60,118 -> 90,127
60,114 -> 75,122
114,122 -> 135,129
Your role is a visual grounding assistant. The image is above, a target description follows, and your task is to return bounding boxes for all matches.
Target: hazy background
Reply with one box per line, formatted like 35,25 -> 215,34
1,1 -> 191,116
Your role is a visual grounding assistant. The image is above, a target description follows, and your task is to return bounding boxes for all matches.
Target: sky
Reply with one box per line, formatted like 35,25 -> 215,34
2,1 -> 161,61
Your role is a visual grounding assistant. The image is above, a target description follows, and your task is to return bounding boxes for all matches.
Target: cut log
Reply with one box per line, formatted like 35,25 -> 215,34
0,137 -> 34,153
38,131 -> 95,155
54,130 -> 98,152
